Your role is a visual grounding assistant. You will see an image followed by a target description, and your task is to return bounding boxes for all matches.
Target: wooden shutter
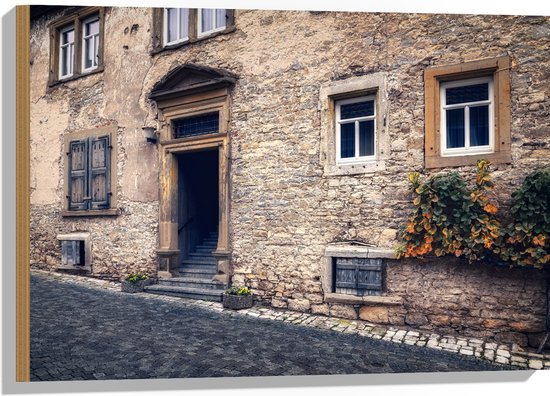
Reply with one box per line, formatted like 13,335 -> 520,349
68,139 -> 89,210
335,258 -> 383,296
89,135 -> 110,210
357,259 -> 383,291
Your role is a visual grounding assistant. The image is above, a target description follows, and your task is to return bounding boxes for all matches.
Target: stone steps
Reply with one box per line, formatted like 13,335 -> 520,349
144,284 -> 224,301
158,277 -> 227,290
145,231 -> 223,301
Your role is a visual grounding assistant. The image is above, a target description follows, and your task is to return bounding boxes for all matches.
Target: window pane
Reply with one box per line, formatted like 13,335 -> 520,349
62,28 -> 74,45
84,37 -> 93,69
340,123 -> 355,158
359,120 -> 375,156
446,108 -> 465,148
61,46 -> 68,75
166,8 -> 177,43
470,105 -> 489,146
446,83 -> 489,105
201,9 -> 214,32
174,112 -> 220,138
215,9 -> 226,28
340,100 -> 374,120
86,19 -> 99,36
179,8 -> 189,38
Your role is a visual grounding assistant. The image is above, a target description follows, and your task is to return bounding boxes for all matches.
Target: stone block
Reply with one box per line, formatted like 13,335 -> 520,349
288,298 -> 311,312
329,304 -> 358,320
359,306 -> 389,324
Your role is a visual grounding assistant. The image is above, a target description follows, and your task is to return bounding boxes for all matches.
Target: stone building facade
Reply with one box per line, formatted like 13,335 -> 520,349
29,6 -> 550,347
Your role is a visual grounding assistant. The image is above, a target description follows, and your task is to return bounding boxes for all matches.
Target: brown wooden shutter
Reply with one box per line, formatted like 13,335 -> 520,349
89,135 -> 110,209
68,139 -> 89,210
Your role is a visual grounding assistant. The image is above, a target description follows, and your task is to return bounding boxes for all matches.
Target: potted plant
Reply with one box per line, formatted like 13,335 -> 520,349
222,286 -> 254,310
121,272 -> 152,293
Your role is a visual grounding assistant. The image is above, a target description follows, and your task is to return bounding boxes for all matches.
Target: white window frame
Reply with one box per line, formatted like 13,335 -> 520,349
163,8 -> 190,46
197,8 -> 227,38
58,25 -> 75,79
335,95 -> 377,164
440,76 -> 494,157
81,15 -> 100,73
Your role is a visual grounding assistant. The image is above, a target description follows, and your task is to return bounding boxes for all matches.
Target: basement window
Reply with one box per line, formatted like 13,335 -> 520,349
333,257 -> 383,296
57,233 -> 92,271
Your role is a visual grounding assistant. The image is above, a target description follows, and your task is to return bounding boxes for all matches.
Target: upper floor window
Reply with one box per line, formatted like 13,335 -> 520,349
336,96 -> 376,164
59,25 -> 74,79
424,56 -> 511,168
319,72 -> 389,176
164,8 -> 189,46
153,8 -> 235,53
82,15 -> 100,72
440,77 -> 494,157
49,7 -> 104,86
198,9 -> 226,37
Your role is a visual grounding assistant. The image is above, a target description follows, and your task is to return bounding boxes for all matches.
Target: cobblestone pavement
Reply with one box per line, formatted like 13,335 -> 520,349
31,271 -> 515,381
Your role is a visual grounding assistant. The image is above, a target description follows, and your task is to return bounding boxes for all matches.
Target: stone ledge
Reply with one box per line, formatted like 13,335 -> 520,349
324,293 -> 403,306
325,244 -> 395,259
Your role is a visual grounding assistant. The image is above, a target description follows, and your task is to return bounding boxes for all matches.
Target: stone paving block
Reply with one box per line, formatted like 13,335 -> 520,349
29,272 -> 527,381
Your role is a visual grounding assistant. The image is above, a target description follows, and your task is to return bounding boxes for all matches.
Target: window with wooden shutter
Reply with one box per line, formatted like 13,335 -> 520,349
67,134 -> 111,211
334,257 -> 383,296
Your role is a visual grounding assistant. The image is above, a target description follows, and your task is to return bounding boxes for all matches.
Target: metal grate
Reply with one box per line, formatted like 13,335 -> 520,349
173,112 -> 220,138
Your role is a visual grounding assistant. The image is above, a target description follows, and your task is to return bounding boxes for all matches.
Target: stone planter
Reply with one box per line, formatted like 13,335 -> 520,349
222,294 -> 254,310
121,278 -> 153,293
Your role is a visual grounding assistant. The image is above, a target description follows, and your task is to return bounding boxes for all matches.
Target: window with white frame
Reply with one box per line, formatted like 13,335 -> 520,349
50,8 -> 104,85
59,25 -> 75,79
198,9 -> 227,37
440,77 -> 494,156
164,8 -> 190,46
82,16 -> 100,72
336,96 -> 376,163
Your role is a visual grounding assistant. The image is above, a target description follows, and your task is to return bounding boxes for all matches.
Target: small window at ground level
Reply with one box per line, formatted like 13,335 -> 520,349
440,77 -> 494,156
335,96 -> 376,163
173,112 -> 220,138
333,257 -> 383,296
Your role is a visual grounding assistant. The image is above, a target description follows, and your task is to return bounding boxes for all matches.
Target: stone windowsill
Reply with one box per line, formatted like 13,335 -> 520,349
61,209 -> 119,217
324,293 -> 403,306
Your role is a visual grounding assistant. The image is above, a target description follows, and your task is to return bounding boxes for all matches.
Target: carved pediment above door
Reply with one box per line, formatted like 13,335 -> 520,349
149,64 -> 238,102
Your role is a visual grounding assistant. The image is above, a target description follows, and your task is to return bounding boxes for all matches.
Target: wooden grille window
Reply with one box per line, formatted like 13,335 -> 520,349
173,112 -> 220,138
334,257 -> 383,296
67,135 -> 111,211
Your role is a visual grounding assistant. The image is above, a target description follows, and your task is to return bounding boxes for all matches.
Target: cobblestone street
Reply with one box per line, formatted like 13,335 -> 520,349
30,272 -> 510,381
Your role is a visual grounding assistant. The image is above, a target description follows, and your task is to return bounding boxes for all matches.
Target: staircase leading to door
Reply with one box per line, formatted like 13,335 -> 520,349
145,231 -> 226,301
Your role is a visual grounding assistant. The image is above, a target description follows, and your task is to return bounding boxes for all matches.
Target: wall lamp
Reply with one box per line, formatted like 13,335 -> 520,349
142,126 -> 158,144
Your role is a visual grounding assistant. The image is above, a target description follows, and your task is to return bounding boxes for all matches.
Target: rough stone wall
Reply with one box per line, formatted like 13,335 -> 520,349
30,8 -> 159,279
30,8 -> 549,338
379,259 -> 546,347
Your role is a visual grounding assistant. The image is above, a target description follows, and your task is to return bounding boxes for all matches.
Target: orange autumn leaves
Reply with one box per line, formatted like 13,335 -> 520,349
398,161 -> 550,268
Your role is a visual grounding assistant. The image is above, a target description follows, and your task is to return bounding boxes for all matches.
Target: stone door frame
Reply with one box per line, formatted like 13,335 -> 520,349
154,88 -> 232,283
